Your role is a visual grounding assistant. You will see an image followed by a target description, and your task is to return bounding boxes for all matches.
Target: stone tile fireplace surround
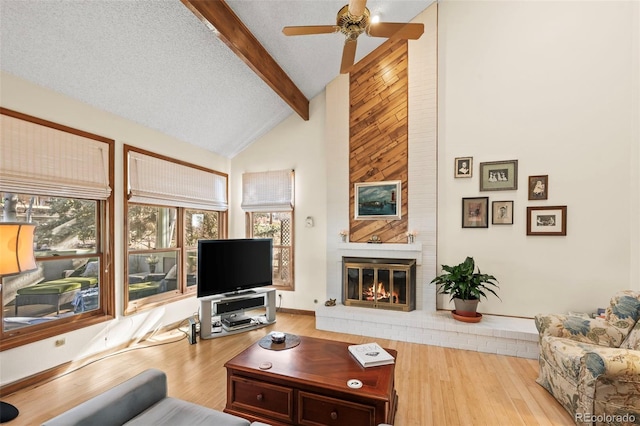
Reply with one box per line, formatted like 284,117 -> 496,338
318,243 -> 538,359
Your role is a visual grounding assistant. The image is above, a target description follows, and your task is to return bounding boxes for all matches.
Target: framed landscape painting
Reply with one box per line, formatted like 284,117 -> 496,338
479,160 -> 518,191
462,197 -> 489,228
527,206 -> 567,236
354,181 -> 401,220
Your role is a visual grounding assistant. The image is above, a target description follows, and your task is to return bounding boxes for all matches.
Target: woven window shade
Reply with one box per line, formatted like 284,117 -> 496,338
128,151 -> 228,211
0,114 -> 111,199
241,169 -> 294,212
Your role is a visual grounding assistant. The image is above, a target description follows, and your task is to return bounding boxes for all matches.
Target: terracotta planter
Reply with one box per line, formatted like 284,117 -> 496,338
452,310 -> 482,323
453,298 -> 479,317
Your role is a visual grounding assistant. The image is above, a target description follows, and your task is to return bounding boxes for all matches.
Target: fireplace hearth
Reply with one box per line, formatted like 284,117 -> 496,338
343,257 -> 416,311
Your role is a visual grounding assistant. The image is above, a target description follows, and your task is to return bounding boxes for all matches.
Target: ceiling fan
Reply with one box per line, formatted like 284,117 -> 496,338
282,0 -> 424,74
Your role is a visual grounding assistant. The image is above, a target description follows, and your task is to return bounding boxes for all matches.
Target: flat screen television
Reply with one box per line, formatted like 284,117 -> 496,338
197,238 -> 273,299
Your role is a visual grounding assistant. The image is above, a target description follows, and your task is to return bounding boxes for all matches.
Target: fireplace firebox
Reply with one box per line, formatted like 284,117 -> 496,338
343,257 -> 416,311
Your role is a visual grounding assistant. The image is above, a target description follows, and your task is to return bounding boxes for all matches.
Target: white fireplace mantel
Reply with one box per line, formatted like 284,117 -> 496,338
337,242 -> 422,264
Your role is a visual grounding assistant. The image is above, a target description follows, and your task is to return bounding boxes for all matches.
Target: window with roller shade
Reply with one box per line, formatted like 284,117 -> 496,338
124,146 -> 227,313
0,108 -> 114,351
242,170 -> 294,291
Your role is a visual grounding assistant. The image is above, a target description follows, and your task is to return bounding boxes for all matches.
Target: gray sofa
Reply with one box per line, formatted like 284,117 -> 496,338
42,368 -> 269,426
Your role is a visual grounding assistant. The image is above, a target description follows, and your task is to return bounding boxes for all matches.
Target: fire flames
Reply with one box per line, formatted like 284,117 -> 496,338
364,282 -> 400,303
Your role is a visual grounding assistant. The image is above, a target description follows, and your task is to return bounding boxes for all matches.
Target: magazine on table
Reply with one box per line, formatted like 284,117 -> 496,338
348,342 -> 395,368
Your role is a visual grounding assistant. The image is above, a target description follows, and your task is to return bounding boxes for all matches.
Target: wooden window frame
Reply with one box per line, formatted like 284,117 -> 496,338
0,108 -> 115,351
246,211 -> 295,291
123,146 -> 227,315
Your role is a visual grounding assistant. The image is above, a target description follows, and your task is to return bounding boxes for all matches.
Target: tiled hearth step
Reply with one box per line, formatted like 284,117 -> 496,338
315,305 -> 539,359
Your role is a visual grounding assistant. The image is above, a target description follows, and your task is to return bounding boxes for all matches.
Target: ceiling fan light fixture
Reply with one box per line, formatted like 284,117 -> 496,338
282,0 -> 424,74
337,4 -> 369,39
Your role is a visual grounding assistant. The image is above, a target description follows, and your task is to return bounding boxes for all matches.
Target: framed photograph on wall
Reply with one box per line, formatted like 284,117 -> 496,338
454,157 -> 473,178
528,175 -> 548,200
527,206 -> 567,236
479,160 -> 518,191
462,197 -> 489,228
354,180 -> 402,220
492,201 -> 514,225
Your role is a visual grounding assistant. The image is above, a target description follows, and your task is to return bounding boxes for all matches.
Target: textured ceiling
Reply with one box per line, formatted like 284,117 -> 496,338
0,0 -> 432,158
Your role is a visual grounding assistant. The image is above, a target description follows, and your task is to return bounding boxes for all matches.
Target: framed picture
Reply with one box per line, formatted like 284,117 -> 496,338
462,197 -> 489,228
454,157 -> 473,178
479,160 -> 518,191
527,206 -> 567,236
354,180 -> 402,220
528,175 -> 548,200
492,201 -> 514,225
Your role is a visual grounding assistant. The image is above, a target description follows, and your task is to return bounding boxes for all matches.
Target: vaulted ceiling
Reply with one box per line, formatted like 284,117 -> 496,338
0,0 -> 432,158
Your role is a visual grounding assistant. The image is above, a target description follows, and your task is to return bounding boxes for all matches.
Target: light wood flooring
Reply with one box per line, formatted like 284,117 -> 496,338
3,313 -> 573,425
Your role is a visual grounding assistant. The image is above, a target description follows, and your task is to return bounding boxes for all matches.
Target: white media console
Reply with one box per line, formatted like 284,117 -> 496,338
199,288 -> 276,339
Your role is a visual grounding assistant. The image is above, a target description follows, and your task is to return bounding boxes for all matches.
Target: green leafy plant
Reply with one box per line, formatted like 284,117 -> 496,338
430,256 -> 500,302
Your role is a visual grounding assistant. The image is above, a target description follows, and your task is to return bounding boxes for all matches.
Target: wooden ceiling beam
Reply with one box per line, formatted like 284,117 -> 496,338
181,0 -> 309,121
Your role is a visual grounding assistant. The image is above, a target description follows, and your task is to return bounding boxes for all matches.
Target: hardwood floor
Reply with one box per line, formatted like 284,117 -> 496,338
3,313 -> 573,425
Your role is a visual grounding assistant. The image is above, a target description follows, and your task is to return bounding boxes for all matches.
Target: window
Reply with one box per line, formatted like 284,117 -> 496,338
184,209 -> 220,286
0,108 -> 114,350
242,170 -> 294,291
248,212 -> 294,289
124,146 -> 227,313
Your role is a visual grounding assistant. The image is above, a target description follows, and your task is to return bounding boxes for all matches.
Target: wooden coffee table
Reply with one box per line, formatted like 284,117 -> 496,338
224,335 -> 398,426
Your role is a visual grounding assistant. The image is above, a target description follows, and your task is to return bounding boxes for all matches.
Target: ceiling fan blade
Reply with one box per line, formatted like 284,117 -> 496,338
282,25 -> 341,36
348,0 -> 367,18
367,22 -> 424,40
340,39 -> 358,74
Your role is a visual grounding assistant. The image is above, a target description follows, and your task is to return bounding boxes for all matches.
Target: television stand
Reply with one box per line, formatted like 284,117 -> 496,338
223,289 -> 256,297
199,288 -> 276,339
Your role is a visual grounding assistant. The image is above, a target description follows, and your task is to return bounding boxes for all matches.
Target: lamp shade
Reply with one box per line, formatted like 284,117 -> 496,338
0,223 -> 37,275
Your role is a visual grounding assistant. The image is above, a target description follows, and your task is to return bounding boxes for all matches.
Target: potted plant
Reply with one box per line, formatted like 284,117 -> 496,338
146,255 -> 159,273
430,256 -> 499,321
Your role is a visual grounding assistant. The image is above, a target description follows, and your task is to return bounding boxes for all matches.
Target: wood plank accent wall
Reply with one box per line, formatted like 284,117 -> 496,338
349,38 -> 409,243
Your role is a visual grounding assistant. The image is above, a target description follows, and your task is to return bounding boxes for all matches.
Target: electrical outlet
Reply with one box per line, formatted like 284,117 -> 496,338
55,338 -> 65,347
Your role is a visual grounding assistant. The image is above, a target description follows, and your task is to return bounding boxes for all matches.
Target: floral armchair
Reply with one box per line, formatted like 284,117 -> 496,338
535,290 -> 640,425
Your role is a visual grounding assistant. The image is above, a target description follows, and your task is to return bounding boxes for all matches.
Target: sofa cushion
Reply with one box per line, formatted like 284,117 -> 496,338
621,321 -> 640,350
125,397 -> 251,426
540,336 -> 592,384
82,261 -> 99,277
64,277 -> 99,289
165,264 -> 177,280
128,282 -> 161,300
605,291 -> 640,339
42,369 -> 167,426
18,281 -> 81,295
536,314 -> 627,347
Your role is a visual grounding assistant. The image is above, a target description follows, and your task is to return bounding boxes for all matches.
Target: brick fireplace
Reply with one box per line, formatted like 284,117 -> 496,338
319,7 -> 538,359
343,257 -> 416,311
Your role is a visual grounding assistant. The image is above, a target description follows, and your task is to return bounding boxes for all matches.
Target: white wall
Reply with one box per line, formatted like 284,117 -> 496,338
632,0 -> 640,290
0,72 -> 229,385
437,0 -> 640,316
229,95 -> 327,311
237,1 -> 639,318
